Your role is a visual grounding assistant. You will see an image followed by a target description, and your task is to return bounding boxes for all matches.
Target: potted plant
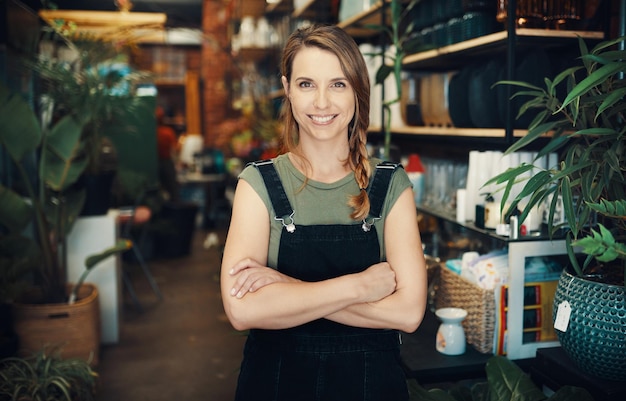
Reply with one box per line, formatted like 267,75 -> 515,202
0,76 -> 130,363
33,25 -> 148,215
485,35 -> 625,381
406,355 -> 594,401
0,347 -> 98,401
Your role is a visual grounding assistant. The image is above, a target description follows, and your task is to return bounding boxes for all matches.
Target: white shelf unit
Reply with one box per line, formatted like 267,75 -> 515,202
505,239 -> 566,359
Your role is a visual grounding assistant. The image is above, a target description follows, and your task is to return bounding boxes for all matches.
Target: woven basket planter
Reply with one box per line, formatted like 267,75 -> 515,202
553,269 -> 626,381
435,266 -> 495,353
12,283 -> 101,366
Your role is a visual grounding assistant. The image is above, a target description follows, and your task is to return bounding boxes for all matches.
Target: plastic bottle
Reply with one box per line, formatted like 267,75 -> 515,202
405,154 -> 425,205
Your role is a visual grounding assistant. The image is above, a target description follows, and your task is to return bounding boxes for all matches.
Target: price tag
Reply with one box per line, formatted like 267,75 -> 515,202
554,301 -> 571,332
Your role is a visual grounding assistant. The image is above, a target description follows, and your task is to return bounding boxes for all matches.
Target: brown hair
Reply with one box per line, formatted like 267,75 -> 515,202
279,24 -> 372,220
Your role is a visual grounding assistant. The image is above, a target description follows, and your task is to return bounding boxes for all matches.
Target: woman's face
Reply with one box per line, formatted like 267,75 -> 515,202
282,46 -> 355,145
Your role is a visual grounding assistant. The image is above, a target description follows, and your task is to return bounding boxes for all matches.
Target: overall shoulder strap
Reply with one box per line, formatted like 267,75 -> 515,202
367,161 -> 403,219
249,160 -> 295,232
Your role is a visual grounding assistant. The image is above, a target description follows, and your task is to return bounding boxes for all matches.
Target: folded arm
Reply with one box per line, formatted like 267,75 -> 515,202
324,188 -> 428,333
220,179 -> 397,331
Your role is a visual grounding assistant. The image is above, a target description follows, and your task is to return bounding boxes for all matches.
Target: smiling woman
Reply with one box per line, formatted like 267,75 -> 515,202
220,24 -> 428,401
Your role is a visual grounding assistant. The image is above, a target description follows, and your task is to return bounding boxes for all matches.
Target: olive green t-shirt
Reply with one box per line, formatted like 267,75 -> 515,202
239,153 -> 412,268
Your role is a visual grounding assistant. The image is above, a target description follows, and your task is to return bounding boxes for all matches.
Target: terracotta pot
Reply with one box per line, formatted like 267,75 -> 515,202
12,283 -> 101,366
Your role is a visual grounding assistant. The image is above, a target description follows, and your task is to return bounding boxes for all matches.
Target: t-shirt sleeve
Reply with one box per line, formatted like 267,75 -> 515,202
238,164 -> 273,214
383,167 -> 412,217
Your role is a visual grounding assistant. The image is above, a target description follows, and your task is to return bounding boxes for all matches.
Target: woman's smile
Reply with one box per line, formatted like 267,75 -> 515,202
309,114 -> 337,124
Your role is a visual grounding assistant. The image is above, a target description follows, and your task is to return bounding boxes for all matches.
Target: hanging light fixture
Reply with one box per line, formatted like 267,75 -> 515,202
114,0 -> 134,13
38,1 -> 167,43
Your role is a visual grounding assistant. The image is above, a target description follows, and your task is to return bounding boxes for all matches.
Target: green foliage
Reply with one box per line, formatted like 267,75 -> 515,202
68,239 -> 132,304
0,347 -> 97,401
572,224 -> 626,263
486,35 -> 626,285
0,82 -> 86,303
0,30 -> 143,304
0,236 -> 40,303
364,0 -> 423,159
31,31 -> 148,175
407,356 -> 594,401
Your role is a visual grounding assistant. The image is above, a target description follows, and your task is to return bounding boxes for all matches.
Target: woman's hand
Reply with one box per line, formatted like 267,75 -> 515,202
228,258 -> 300,299
355,262 -> 397,303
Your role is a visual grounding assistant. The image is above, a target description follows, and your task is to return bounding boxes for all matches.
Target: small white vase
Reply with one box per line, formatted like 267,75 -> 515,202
435,307 -> 468,355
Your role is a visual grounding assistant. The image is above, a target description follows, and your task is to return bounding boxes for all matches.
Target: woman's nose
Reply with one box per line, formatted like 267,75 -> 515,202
313,88 -> 329,109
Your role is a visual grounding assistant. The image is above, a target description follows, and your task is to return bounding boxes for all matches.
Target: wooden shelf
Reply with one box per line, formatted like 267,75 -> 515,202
154,78 -> 185,86
266,0 -> 291,14
369,125 -> 531,138
337,1 -> 387,38
403,28 -> 605,70
292,0 -> 330,19
236,47 -> 277,62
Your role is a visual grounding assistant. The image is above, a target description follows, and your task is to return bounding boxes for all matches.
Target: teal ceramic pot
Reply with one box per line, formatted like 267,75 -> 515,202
552,269 -> 626,381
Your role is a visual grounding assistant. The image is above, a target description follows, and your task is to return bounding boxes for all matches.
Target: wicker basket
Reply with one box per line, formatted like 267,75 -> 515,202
435,266 -> 495,354
12,283 -> 101,366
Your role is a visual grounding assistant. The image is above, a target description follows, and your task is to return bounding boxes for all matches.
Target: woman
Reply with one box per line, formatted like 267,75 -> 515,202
221,24 -> 427,401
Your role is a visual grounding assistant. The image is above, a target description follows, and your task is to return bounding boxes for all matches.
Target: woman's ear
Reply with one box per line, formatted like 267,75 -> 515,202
281,76 -> 289,97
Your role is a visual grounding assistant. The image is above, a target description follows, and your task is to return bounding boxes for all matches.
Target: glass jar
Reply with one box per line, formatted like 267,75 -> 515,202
496,0 -> 546,28
544,0 -> 585,30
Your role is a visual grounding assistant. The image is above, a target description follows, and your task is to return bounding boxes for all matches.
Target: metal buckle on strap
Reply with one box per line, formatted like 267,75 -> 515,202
376,163 -> 399,170
361,216 -> 379,232
275,211 -> 296,233
251,159 -> 274,167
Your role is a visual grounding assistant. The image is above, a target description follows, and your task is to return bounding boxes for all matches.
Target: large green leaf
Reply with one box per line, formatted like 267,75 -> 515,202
0,83 -> 41,161
485,357 -> 545,401
42,187 -> 86,237
0,185 -> 33,233
42,115 -> 88,192
548,386 -> 595,401
407,379 -> 457,401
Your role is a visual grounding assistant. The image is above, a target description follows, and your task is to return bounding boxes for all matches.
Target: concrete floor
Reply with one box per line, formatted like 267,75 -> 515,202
95,229 -> 246,401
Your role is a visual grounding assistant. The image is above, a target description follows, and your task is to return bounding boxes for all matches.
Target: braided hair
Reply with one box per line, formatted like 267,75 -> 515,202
279,24 -> 372,220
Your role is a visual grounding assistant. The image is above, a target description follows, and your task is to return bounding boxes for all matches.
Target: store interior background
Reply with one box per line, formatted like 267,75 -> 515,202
1,0 -> 624,400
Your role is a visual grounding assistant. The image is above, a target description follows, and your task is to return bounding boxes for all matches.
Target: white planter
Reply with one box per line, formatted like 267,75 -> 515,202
66,209 -> 121,344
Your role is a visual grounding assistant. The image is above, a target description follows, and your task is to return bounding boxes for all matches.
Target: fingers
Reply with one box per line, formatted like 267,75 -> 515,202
229,267 -> 258,298
228,257 -> 261,275
228,259 -> 289,299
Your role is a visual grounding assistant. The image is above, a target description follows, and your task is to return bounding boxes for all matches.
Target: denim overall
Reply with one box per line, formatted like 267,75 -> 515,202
234,161 -> 409,401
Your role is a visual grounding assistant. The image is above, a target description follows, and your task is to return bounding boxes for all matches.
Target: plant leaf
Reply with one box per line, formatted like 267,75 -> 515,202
84,239 -> 132,269
42,115 -> 88,192
506,121 -> 559,154
548,386 -> 595,401
0,185 -> 34,233
572,224 -> 626,263
558,62 -> 626,112
0,83 -> 41,161
597,87 -> 626,117
485,356 -> 545,401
